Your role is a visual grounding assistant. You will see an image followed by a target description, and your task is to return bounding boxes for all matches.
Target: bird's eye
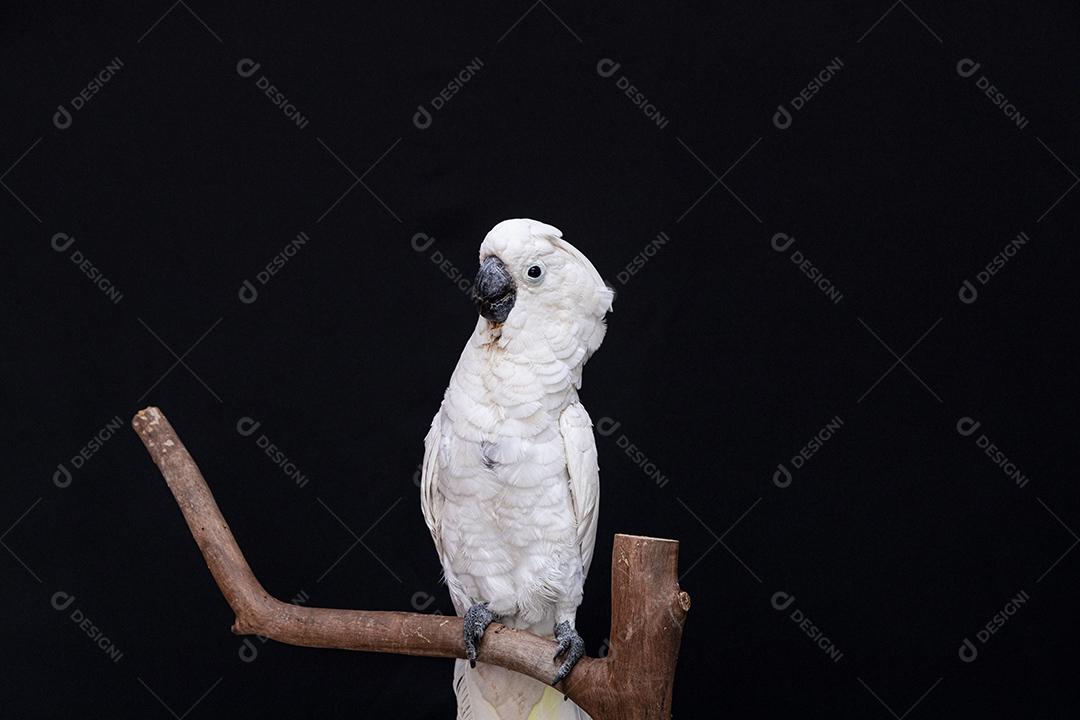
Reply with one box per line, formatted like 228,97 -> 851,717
525,263 -> 545,282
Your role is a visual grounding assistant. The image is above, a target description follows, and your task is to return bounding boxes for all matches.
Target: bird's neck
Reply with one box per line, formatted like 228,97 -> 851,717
467,316 -> 589,395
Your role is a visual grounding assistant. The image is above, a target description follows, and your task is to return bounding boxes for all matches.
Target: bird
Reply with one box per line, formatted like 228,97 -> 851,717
420,218 -> 614,719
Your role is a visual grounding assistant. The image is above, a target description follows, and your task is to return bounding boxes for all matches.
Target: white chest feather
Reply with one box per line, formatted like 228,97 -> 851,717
434,323 -> 582,623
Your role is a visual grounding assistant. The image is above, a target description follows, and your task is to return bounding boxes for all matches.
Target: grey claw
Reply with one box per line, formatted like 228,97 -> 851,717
551,620 -> 585,686
463,602 -> 494,668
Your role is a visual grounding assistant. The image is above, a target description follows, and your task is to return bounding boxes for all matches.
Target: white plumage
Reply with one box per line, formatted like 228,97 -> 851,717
421,219 -> 613,719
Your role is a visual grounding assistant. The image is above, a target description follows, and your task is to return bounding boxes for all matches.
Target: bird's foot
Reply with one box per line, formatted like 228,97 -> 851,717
463,602 -> 495,668
552,620 -> 585,686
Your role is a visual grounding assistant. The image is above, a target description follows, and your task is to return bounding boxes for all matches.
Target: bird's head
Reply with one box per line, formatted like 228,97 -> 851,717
472,218 -> 614,359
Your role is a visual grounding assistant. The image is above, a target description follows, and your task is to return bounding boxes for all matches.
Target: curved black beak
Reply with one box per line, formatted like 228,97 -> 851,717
472,255 -> 516,323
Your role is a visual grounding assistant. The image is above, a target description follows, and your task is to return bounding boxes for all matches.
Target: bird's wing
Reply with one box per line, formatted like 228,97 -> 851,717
560,402 -> 600,575
420,409 -> 445,560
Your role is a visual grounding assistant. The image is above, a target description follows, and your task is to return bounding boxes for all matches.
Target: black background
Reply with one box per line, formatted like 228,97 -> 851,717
3,1 -> 1078,717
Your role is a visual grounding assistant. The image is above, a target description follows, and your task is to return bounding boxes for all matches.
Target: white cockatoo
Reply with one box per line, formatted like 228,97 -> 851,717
421,219 -> 614,719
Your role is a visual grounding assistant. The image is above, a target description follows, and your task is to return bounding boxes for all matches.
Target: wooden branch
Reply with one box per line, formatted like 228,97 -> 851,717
132,406 -> 689,719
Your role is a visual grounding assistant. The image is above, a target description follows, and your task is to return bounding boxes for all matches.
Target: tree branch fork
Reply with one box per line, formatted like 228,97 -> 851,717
132,407 -> 689,719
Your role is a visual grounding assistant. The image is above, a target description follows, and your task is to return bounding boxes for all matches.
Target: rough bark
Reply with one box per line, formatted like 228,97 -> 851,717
132,406 -> 689,719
